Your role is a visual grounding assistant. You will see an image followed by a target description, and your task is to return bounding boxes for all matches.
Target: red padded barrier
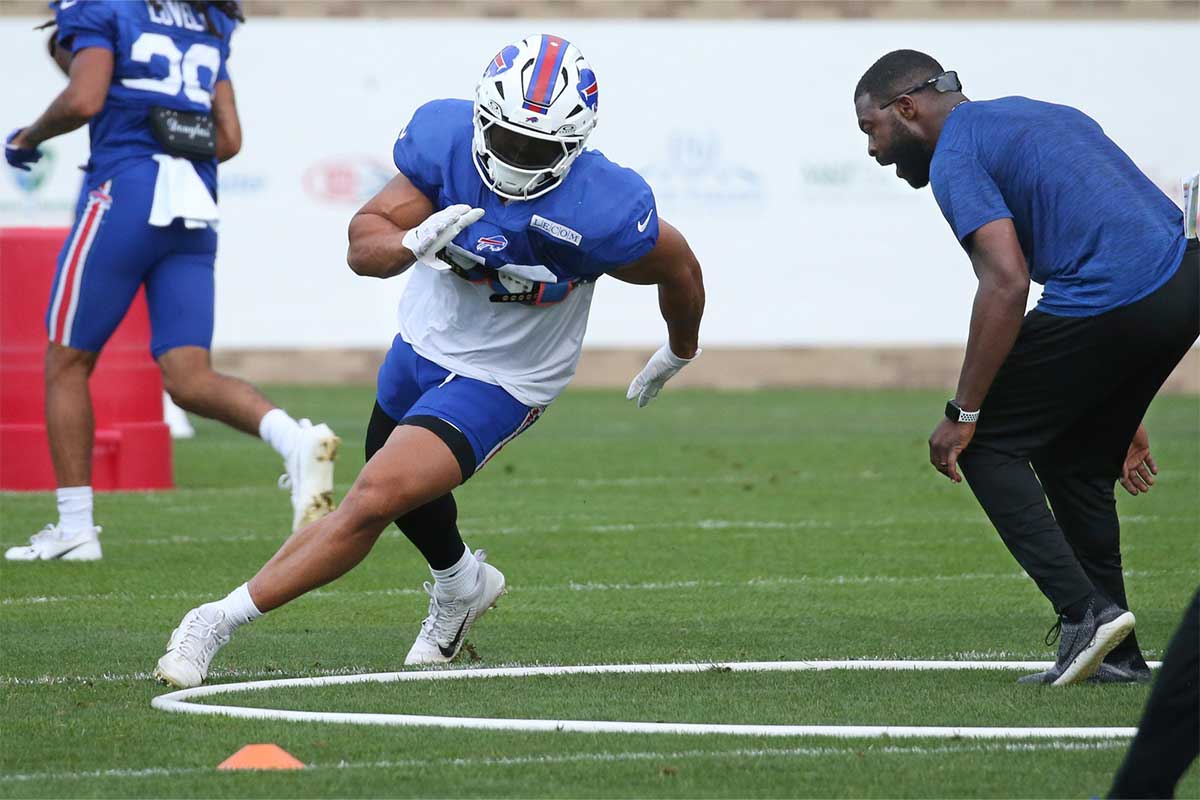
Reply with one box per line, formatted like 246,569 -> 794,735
0,227 -> 173,490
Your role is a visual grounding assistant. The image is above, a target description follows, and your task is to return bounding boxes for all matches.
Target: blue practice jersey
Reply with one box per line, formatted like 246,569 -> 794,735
930,97 -> 1185,317
393,99 -> 659,285
53,0 -> 238,195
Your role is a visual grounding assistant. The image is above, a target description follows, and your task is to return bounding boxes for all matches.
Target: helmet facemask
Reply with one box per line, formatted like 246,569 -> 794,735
471,35 -> 599,201
472,104 -> 587,200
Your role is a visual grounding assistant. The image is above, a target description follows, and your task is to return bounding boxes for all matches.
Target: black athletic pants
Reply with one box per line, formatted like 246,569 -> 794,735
364,401 -> 466,570
959,241 -> 1199,655
1109,589 -> 1200,799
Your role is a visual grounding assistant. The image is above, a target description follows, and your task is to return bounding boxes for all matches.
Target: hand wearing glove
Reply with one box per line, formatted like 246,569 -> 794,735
626,343 -> 701,408
401,204 -> 484,268
5,129 -> 42,172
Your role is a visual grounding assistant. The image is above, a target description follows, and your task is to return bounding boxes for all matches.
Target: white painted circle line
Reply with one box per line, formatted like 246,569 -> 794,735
150,660 -> 1143,739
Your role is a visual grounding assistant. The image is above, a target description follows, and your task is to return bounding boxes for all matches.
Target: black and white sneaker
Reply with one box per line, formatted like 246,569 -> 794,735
404,549 -> 506,666
1093,656 -> 1153,684
4,524 -> 102,561
1018,649 -> 1153,685
1021,599 -> 1136,686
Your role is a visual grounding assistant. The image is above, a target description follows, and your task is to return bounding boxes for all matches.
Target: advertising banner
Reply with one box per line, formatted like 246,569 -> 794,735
2,18 -> 1194,347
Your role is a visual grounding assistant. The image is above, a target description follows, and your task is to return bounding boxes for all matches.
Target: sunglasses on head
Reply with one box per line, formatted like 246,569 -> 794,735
878,70 -> 962,110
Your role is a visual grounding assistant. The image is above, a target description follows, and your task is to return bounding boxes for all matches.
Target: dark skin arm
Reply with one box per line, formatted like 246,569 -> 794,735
48,34 -> 72,76
1121,423 -> 1157,496
12,46 -> 112,149
212,79 -> 241,163
610,220 -> 705,359
929,217 -> 1030,482
346,171 -> 433,279
348,181 -> 706,359
35,36 -> 238,163
955,218 -> 1030,408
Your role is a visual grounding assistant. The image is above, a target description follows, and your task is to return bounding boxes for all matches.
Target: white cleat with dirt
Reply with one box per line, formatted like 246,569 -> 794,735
4,524 -> 102,561
154,605 -> 231,689
279,419 -> 340,532
405,550 -> 507,666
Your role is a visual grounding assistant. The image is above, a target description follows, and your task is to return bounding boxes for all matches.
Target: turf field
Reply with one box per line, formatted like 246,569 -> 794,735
2,386 -> 1197,798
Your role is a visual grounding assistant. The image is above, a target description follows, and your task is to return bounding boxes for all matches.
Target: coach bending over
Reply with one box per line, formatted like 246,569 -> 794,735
852,49 -> 1198,685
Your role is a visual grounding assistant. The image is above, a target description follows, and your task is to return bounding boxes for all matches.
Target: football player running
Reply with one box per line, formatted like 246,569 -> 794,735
154,34 -> 705,687
4,0 -> 339,562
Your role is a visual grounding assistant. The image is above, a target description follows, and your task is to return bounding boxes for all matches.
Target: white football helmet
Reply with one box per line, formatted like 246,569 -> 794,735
473,34 -> 599,201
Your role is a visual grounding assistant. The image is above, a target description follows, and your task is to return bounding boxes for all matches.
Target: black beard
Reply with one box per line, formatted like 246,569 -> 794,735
889,124 -> 933,189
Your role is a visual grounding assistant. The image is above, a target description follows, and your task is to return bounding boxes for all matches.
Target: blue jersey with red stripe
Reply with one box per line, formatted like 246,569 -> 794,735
53,0 -> 238,195
393,99 -> 659,283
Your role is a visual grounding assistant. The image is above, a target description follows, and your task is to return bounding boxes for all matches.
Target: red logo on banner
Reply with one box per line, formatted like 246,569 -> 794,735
302,157 -> 392,204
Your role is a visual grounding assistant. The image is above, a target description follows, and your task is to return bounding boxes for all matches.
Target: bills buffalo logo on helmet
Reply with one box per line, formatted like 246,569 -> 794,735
485,45 -> 521,78
476,234 -> 509,252
577,68 -> 598,111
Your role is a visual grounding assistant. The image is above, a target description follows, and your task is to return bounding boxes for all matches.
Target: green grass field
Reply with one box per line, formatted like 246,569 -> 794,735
2,387 -> 1197,798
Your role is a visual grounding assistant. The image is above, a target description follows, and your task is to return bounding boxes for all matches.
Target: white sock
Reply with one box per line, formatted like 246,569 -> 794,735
56,486 -> 94,534
431,545 -> 478,599
258,408 -> 302,461
209,583 -> 263,630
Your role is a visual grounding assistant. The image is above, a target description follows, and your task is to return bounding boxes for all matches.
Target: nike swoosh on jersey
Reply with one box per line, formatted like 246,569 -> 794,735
438,612 -> 472,658
637,208 -> 655,232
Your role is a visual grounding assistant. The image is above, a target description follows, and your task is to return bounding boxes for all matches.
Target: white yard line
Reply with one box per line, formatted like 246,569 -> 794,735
2,655 -> 1164,687
0,740 -> 1126,784
2,513 -> 1183,552
5,565 -> 1182,609
149,661 -> 1151,739
126,518 -> 897,545
2,572 -> 1019,608
3,651 -> 1163,687
1,665 -> 381,687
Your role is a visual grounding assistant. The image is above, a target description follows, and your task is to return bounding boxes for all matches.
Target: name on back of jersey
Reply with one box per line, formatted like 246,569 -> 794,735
146,1 -> 208,32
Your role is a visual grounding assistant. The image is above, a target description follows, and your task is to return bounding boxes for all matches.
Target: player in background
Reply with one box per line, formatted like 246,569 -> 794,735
46,22 -> 199,442
853,50 -> 1198,685
154,34 -> 705,687
4,0 -> 340,562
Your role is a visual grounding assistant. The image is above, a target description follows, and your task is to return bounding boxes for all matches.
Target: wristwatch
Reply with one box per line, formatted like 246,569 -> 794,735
945,400 -> 980,424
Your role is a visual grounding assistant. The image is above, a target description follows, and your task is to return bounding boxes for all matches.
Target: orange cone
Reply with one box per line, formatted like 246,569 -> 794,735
217,744 -> 305,770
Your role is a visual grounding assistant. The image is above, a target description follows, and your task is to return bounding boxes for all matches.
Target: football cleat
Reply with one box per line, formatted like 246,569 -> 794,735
154,605 -> 230,689
4,524 -> 102,561
405,549 -> 507,666
278,419 -> 340,532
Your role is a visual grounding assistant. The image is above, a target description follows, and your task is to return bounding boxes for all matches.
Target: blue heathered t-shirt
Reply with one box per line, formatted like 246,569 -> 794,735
929,97 -> 1185,317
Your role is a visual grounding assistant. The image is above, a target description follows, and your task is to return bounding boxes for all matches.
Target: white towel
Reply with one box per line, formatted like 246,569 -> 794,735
148,154 -> 219,229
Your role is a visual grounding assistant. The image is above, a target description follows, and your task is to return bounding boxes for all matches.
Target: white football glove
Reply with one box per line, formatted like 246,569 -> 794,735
626,344 -> 701,408
402,204 -> 485,268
